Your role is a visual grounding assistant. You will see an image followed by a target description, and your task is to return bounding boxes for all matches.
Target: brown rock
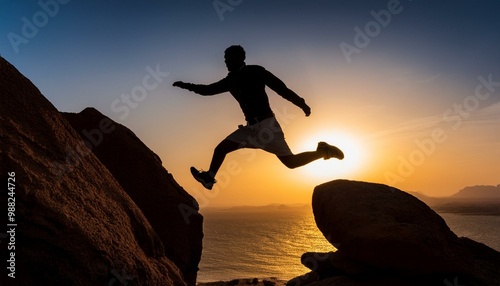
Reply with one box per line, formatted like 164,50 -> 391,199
312,180 -> 474,275
301,251 -> 367,277
304,275 -> 433,286
62,107 -> 203,285
459,237 -> 500,285
0,56 -> 186,285
289,180 -> 500,285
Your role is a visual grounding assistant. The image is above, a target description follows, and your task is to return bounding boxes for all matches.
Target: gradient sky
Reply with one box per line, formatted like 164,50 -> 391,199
2,0 -> 499,207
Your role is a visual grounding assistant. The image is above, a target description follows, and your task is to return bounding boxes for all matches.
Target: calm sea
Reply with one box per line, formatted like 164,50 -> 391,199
197,206 -> 500,283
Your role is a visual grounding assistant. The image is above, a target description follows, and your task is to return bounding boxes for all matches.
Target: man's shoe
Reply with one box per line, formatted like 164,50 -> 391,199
190,167 -> 216,190
317,142 -> 344,160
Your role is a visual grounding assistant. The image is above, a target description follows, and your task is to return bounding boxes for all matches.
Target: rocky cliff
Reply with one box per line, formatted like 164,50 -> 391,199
62,107 -> 203,285
288,180 -> 500,286
0,56 -> 202,285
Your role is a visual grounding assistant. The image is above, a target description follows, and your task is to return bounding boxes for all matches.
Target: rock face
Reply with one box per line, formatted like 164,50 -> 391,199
313,180 -> 472,275
0,56 -> 192,285
62,107 -> 203,285
288,180 -> 500,286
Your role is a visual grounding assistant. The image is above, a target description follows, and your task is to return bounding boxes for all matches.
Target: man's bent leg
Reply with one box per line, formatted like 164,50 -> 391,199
277,142 -> 344,169
208,139 -> 241,175
277,151 -> 323,169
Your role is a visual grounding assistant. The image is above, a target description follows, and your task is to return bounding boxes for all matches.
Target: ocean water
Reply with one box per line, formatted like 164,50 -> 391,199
439,213 -> 500,251
197,206 -> 500,283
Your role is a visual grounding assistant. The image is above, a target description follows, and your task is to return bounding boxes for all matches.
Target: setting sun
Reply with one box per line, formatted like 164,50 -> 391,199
298,130 -> 366,180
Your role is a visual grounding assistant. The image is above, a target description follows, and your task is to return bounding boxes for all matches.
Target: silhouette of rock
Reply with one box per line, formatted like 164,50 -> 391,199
459,237 -> 500,285
288,179 -> 500,285
313,180 -> 473,275
62,107 -> 203,285
0,56 -> 186,285
197,278 -> 282,286
300,251 -> 365,277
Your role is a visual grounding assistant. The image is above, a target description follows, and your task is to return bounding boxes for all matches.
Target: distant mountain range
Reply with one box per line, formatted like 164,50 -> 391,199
201,185 -> 500,215
451,184 -> 500,199
412,184 -> 500,202
411,184 -> 500,215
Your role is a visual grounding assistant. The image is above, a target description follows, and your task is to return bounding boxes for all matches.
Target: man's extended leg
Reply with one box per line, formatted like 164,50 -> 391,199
278,152 -> 323,169
277,142 -> 344,169
191,139 -> 240,190
208,139 -> 241,175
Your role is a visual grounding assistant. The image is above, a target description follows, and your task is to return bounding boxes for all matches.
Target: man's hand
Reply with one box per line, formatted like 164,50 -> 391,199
302,104 -> 311,117
173,81 -> 187,88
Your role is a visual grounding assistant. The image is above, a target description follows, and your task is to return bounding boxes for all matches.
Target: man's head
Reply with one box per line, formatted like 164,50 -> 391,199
224,45 -> 246,72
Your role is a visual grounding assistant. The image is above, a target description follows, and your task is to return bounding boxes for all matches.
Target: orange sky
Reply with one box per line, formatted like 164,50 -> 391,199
4,1 -> 499,207
141,63 -> 500,207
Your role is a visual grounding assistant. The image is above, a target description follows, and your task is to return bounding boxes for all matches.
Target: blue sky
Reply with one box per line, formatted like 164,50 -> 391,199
2,0 -> 499,205
2,1 -> 499,109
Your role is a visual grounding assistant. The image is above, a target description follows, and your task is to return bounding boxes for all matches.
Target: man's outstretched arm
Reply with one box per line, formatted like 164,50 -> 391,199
173,79 -> 228,96
264,70 -> 311,116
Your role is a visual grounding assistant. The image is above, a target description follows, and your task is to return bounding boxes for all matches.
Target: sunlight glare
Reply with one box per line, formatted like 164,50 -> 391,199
298,131 -> 365,180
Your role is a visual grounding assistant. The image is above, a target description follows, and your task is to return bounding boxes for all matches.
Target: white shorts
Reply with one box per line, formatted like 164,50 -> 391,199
225,117 -> 293,157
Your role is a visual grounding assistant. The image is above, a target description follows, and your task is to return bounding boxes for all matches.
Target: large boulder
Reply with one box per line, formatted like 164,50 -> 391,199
312,180 -> 473,275
288,180 -> 500,286
0,56 -> 186,285
62,107 -> 203,285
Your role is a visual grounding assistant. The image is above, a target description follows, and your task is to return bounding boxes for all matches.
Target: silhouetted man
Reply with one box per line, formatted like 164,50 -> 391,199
173,45 -> 343,190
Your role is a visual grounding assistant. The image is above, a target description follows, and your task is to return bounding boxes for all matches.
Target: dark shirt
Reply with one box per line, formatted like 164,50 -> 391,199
185,65 -> 306,122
